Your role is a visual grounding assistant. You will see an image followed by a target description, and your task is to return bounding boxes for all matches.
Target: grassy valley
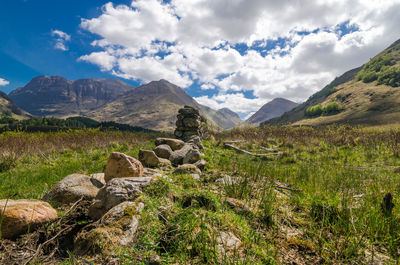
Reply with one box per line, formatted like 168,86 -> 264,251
1,126 -> 400,264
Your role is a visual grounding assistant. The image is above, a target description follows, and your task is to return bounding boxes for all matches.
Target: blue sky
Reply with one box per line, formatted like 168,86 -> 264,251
1,0 -> 400,118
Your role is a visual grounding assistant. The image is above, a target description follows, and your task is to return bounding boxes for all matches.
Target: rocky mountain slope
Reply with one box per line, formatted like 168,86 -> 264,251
9,76 -> 135,117
0,91 -> 30,119
264,38 -> 400,126
246,98 -> 298,125
85,79 -> 239,131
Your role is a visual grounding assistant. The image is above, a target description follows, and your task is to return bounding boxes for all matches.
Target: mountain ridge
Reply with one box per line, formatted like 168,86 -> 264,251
263,38 -> 400,126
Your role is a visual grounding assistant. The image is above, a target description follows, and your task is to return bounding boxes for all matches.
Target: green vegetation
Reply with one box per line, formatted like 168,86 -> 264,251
356,53 -> 400,87
0,116 -> 156,133
305,101 -> 341,117
2,126 -> 400,264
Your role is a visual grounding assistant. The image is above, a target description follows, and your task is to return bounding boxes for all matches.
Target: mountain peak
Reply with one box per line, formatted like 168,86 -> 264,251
246,98 -> 298,124
9,76 -> 135,116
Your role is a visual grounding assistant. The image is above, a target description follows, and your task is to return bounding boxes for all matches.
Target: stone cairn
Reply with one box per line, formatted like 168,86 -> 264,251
174,106 -> 203,140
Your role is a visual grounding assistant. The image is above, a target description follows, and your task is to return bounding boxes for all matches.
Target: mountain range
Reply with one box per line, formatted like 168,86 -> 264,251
264,38 -> 400,126
7,77 -> 242,131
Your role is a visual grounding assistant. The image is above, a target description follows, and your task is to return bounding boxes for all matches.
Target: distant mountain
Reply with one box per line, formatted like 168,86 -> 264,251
211,108 -> 242,129
246,98 -> 298,124
0,90 -> 30,119
264,38 -> 400,126
9,76 -> 135,117
85,79 -> 240,131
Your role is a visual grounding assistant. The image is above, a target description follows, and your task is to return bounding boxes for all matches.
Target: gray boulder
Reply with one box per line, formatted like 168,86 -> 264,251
169,144 -> 194,165
154,144 -> 173,159
74,201 -> 144,255
88,177 -> 153,220
183,148 -> 202,164
43,174 -> 105,204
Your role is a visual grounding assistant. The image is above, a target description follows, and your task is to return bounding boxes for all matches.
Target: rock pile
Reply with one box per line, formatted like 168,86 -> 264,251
2,107 -> 210,261
174,106 -> 204,142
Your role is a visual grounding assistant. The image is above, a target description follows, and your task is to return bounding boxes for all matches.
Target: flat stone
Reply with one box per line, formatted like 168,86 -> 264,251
43,173 -> 105,204
225,198 -> 252,213
154,138 -> 185,151
0,199 -> 58,239
74,201 -> 144,255
173,164 -> 201,175
88,177 -> 153,220
104,152 -> 144,183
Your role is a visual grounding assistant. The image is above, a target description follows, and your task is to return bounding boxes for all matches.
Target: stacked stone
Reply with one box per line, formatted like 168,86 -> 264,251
174,105 -> 203,141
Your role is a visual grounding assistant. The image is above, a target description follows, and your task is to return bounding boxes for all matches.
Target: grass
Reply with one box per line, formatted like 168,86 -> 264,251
1,126 -> 400,264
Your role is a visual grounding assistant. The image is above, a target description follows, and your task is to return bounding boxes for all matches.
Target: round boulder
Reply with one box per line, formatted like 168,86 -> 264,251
43,173 -> 105,204
154,144 -> 173,159
0,199 -> 58,239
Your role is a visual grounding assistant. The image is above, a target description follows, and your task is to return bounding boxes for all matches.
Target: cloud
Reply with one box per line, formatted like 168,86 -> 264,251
51,29 -> 71,51
79,0 -> 400,115
0,78 -> 10,86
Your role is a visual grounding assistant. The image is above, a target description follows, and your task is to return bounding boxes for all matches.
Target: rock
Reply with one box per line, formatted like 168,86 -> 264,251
90,173 -> 106,185
217,231 -> 242,255
173,164 -> 201,175
88,177 -> 153,220
104,152 -> 144,183
0,199 -> 58,239
154,144 -> 173,159
182,148 -> 202,164
139,150 -> 171,168
225,198 -> 252,213
194,159 -> 207,171
43,174 -> 105,204
186,135 -> 205,150
215,174 -> 233,185
190,174 -> 201,180
174,106 -> 204,142
154,138 -> 185,151
169,144 -> 194,166
178,105 -> 200,116
74,201 -> 144,255
143,167 -> 163,178
182,117 -> 201,128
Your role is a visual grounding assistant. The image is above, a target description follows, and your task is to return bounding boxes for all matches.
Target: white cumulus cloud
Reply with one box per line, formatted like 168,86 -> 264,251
51,29 -> 71,51
0,78 -> 10,86
78,0 -> 400,115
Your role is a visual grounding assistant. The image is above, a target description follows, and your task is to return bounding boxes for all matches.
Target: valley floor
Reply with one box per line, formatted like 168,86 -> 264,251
1,126 -> 400,264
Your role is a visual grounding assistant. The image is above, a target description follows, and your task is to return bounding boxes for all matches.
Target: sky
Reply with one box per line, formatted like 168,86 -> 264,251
1,0 -> 400,119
